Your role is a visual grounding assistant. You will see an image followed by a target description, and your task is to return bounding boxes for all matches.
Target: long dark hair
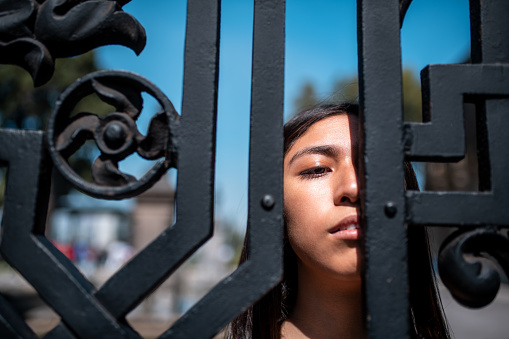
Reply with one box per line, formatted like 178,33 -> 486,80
225,104 -> 449,339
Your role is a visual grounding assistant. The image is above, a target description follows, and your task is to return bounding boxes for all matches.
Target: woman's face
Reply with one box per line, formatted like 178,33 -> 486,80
284,114 -> 361,282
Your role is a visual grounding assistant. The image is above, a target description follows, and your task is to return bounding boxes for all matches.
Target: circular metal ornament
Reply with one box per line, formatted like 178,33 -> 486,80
47,70 -> 179,199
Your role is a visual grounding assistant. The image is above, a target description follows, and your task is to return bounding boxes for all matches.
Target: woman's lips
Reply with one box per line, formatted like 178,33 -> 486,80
329,216 -> 360,240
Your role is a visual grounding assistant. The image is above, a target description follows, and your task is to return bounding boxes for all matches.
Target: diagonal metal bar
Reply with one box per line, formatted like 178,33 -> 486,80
76,0 -> 220,319
0,293 -> 37,339
0,130 -> 134,338
46,0 -> 222,336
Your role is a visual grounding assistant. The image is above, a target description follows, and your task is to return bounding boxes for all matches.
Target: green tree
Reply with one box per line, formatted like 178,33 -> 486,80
0,51 -> 106,207
293,69 -> 423,123
401,68 -> 422,122
294,81 -> 318,113
0,51 -> 106,129
331,74 -> 359,104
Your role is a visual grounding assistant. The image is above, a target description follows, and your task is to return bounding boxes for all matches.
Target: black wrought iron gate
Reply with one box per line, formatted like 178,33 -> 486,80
0,0 -> 508,338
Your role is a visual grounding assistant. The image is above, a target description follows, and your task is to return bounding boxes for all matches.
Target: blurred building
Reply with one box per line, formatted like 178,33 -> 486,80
0,175 -> 237,336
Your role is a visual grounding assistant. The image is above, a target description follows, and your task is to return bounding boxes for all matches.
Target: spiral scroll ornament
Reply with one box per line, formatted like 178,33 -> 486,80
47,70 -> 178,199
438,227 -> 509,308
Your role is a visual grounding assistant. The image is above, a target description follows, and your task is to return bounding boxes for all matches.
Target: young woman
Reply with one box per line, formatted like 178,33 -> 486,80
226,104 -> 449,339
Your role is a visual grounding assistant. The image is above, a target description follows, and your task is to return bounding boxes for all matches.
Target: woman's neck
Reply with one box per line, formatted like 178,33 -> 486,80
282,264 -> 366,339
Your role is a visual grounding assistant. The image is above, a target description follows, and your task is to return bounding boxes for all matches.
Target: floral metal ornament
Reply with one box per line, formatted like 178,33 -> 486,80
0,0 -> 146,86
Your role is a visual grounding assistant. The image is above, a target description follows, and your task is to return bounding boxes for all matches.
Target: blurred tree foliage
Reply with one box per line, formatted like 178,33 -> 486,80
293,68 -> 423,123
0,51 -> 108,207
0,51 -> 112,129
294,82 -> 318,114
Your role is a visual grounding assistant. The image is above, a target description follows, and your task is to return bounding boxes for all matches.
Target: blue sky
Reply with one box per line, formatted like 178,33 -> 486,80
95,0 -> 471,229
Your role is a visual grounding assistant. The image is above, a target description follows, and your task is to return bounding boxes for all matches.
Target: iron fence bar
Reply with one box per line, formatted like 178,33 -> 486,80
0,292 -> 37,338
404,0 -> 509,313
246,0 -> 285,289
357,0 -> 409,337
0,0 -> 507,337
404,3 -> 509,226
469,0 -> 509,191
44,0 -> 221,337
160,0 -> 285,337
470,0 -> 509,64
93,0 -> 221,318
407,192 -> 508,226
0,131 -> 136,338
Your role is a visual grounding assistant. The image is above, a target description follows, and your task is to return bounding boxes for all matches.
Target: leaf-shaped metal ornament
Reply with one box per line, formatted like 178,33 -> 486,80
91,78 -> 143,119
0,0 -> 146,86
35,0 -> 146,58
91,156 -> 136,187
55,113 -> 100,157
0,0 -> 36,39
136,112 -> 170,160
0,38 -> 54,86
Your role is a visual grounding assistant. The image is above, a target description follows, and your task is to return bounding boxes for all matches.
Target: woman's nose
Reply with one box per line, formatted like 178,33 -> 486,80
334,162 -> 359,205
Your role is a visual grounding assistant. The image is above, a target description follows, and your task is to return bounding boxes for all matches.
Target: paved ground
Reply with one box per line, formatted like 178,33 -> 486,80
24,284 -> 509,339
3,269 -> 509,338
440,283 -> 509,339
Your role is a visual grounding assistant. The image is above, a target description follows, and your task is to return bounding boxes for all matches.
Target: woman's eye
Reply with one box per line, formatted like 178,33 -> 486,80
299,167 -> 329,178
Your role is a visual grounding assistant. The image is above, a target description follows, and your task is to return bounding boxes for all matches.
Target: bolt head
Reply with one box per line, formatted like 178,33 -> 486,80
104,122 -> 127,150
384,202 -> 397,218
261,194 -> 275,210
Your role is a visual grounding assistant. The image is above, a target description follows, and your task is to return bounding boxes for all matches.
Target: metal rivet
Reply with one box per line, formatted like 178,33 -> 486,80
384,202 -> 397,218
104,122 -> 127,149
261,194 -> 275,210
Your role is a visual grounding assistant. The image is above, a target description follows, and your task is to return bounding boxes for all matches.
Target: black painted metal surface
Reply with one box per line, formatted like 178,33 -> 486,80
0,0 -> 284,338
357,0 -> 409,336
358,0 -> 509,335
0,0 -> 145,86
404,0 -> 509,311
0,0 -> 508,338
46,70 -> 178,200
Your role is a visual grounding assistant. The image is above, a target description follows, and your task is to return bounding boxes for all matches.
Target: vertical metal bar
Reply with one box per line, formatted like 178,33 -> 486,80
161,0 -> 284,337
470,0 -> 509,64
248,0 -> 285,266
469,0 -> 509,191
357,0 -> 409,337
178,0 -> 221,227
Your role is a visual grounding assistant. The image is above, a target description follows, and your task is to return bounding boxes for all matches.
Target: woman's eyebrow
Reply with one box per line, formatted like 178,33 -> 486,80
288,145 -> 339,166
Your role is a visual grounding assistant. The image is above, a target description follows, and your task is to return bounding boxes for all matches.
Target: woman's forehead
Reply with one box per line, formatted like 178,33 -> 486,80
287,114 -> 358,154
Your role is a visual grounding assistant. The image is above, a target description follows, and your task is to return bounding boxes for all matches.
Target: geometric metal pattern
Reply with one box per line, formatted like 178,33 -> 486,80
1,0 -> 508,338
359,0 -> 509,335
0,0 -> 284,338
405,64 -> 509,162
406,64 -> 509,226
406,0 -> 509,310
